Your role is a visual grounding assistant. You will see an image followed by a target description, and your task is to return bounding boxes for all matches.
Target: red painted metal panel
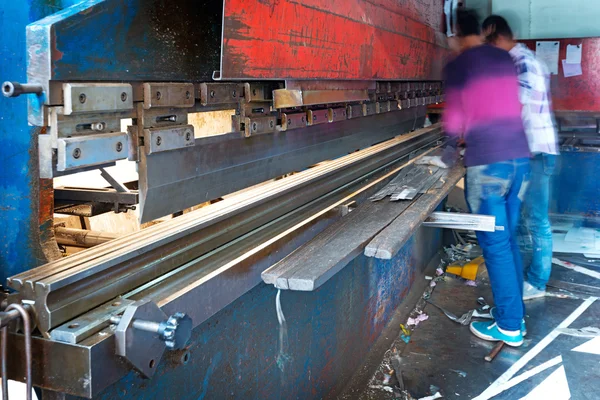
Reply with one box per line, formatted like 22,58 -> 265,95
221,0 -> 448,80
521,38 -> 600,112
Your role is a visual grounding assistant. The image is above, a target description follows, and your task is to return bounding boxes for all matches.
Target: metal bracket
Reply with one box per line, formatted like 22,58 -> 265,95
143,83 -> 195,109
63,83 -> 133,115
281,112 -> 307,131
56,132 -> 128,171
244,116 -> 277,137
143,125 -> 195,155
199,83 -> 243,105
306,109 -> 329,126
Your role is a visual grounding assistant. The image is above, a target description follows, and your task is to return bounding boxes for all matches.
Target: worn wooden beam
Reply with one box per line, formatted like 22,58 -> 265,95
364,164 -> 465,260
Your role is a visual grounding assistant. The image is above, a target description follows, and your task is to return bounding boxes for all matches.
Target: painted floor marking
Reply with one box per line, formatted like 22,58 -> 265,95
553,258 -> 600,280
518,365 -> 571,400
473,356 -> 562,400
571,336 -> 600,356
473,296 -> 597,400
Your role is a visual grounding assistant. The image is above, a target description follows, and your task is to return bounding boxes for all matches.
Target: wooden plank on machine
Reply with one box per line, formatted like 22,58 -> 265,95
364,165 -> 465,260
262,163 -> 464,292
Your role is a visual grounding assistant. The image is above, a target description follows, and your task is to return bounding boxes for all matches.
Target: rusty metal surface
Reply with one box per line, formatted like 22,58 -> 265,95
521,37 -> 600,112
220,0 -> 448,80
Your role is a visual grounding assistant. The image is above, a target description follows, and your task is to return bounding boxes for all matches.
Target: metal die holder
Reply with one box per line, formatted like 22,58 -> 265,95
63,83 -> 133,115
199,82 -> 244,105
57,132 -> 128,171
329,107 -> 347,122
347,103 -> 365,119
143,83 -> 195,109
306,109 -> 329,126
143,124 -> 195,155
111,300 -> 192,378
244,115 -> 277,137
281,112 -> 307,131
365,102 -> 379,116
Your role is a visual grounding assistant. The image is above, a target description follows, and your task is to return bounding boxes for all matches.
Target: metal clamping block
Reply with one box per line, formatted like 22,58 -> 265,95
113,300 -> 192,378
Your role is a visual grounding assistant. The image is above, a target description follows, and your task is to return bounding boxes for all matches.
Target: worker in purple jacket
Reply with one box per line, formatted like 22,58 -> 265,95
443,9 -> 530,346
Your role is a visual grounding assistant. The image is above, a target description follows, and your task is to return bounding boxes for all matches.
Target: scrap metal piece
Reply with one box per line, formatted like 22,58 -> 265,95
63,83 -> 133,115
423,212 -> 497,232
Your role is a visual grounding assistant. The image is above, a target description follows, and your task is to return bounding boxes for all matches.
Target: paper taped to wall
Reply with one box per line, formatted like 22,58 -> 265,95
536,41 -> 560,75
566,44 -> 583,64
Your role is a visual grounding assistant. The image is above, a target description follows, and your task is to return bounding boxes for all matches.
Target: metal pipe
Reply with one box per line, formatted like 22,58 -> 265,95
2,304 -> 32,400
1,326 -> 7,400
55,227 -> 118,248
1,81 -> 44,98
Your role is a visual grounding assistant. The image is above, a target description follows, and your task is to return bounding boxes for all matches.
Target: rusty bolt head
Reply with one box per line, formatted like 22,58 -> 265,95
116,142 -> 123,152
185,91 -> 191,100
72,148 -> 81,159
79,93 -> 86,104
156,136 -> 162,146
121,92 -> 128,102
156,91 -> 162,100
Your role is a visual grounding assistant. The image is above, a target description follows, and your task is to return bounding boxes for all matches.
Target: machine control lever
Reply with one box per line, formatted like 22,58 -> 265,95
2,81 -> 44,98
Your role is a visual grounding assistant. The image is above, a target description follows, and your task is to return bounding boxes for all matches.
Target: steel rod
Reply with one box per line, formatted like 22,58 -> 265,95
1,304 -> 32,400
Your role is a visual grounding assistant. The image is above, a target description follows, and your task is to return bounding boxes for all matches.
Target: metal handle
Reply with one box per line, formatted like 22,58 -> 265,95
1,303 -> 33,400
2,81 -> 44,98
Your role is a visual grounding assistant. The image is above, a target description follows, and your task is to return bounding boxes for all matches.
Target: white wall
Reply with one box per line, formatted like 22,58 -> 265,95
492,0 -> 600,39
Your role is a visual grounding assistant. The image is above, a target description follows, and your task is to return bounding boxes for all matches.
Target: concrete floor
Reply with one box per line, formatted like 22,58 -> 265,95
354,259 -> 600,400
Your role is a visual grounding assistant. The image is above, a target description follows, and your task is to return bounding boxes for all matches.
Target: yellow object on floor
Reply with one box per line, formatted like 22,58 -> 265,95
446,256 -> 484,281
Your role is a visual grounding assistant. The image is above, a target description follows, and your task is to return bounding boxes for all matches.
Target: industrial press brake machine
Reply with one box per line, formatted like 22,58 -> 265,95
0,1 -> 452,398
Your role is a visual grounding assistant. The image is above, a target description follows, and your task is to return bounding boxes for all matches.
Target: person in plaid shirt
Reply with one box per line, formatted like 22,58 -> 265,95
483,15 -> 559,301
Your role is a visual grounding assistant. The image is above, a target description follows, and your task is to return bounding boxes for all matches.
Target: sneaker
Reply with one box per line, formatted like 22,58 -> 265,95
523,281 -> 546,300
489,307 -> 527,336
470,320 -> 524,347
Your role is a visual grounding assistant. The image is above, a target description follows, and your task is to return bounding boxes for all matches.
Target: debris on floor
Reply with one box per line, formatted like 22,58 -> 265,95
407,313 -> 429,327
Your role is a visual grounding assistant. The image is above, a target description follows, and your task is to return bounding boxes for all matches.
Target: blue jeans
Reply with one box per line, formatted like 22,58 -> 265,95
520,154 -> 556,290
465,158 -> 530,331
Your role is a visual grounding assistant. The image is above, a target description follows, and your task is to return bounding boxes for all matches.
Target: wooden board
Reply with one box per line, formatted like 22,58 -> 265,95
262,162 -> 464,291
365,164 -> 465,259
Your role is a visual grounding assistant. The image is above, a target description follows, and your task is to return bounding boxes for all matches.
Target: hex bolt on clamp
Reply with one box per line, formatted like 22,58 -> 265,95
2,81 -> 44,98
110,299 -> 192,378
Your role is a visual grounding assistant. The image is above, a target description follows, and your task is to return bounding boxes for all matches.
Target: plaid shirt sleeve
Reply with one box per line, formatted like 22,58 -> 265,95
511,45 -> 559,155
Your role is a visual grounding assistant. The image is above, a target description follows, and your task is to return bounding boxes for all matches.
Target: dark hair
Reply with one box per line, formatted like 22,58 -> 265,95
456,9 -> 481,37
482,15 -> 514,42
